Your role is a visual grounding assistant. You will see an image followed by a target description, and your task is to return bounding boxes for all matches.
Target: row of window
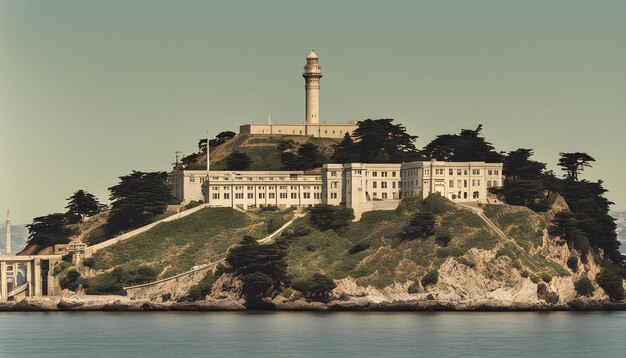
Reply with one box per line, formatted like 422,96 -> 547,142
211,185 -> 321,191
212,192 -> 322,200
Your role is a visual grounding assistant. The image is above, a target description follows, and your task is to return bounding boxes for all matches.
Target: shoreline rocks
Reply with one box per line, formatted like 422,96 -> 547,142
1,295 -> 624,312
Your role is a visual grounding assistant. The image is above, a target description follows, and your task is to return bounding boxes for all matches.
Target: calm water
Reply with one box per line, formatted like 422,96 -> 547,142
0,311 -> 625,357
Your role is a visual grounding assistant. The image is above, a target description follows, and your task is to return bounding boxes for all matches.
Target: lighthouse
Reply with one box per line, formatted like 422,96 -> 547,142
303,49 -> 322,126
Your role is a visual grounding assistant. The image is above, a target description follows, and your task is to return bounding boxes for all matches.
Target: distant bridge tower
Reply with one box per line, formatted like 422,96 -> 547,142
303,49 -> 322,126
5,210 -> 10,255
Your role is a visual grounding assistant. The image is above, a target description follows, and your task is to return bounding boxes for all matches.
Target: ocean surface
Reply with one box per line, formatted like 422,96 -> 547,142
0,311 -> 625,357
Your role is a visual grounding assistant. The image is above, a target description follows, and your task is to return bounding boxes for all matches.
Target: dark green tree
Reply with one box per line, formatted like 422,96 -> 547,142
26,213 -> 77,247
281,143 -> 325,170
421,125 -> 503,162
558,152 -> 595,181
490,179 -> 545,207
105,171 -> 171,235
352,119 -> 419,163
225,151 -> 252,170
596,266 -> 625,301
309,205 -> 355,231
503,149 -> 546,180
291,273 -> 337,298
65,190 -> 102,224
226,236 -> 287,305
400,212 -> 436,240
332,132 -> 358,163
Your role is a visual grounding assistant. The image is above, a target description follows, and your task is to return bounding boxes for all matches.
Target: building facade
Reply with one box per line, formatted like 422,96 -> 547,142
239,49 -> 358,138
168,160 -> 503,219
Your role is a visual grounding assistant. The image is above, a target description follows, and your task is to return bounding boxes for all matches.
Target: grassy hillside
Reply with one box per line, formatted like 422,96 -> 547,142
90,207 -> 294,278
186,134 -> 340,171
281,196 -> 569,289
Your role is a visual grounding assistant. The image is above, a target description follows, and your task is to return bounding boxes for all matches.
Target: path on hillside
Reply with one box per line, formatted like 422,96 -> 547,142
123,210 -> 307,293
84,203 -> 210,256
455,202 -> 526,251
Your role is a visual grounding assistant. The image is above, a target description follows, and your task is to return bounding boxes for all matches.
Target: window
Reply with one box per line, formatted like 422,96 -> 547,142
247,186 -> 254,190
494,170 -> 499,175
449,180 -> 454,188
259,193 -> 265,199
291,193 -> 298,199
235,193 -> 243,199
392,182 -> 396,189
463,180 -> 468,188
212,193 -> 220,199
473,191 -> 480,199
477,180 -> 480,186
331,171 -> 337,177
223,193 -> 230,199
449,169 -> 454,175
189,178 -> 195,183
435,169 -> 444,175
457,169 -> 462,175
488,170 -> 493,176
247,193 -> 254,199
280,186 -> 286,190
331,181 -> 338,189
381,182 -> 387,189
372,181 -> 377,189
372,192 -> 377,198
425,169 -> 430,175
382,172 -> 388,177
392,171 -> 396,177
382,193 -> 387,199
280,192 -> 287,199
464,170 -> 468,175
303,192 -> 311,199
314,192 -> 320,199
372,171 -> 378,177
269,193 -> 275,199
472,169 -> 480,175
330,192 -> 337,199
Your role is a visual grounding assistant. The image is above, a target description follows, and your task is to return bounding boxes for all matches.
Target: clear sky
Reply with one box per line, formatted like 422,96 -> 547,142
1,0 -> 625,224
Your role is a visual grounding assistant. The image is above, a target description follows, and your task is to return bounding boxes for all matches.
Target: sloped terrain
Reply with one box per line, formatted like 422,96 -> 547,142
89,207 -> 294,278
186,134 -> 340,171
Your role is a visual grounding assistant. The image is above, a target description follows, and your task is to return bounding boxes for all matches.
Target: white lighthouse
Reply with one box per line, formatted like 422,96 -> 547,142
303,49 -> 322,126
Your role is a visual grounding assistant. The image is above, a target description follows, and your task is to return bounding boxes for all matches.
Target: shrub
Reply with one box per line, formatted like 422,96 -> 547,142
267,217 -> 284,233
566,257 -> 579,272
293,225 -> 312,237
184,200 -> 202,210
401,212 -> 435,241
348,242 -> 370,255
291,273 -> 336,297
187,272 -> 215,301
60,269 -> 82,291
82,257 -> 95,268
408,281 -> 420,294
421,270 -> 439,287
520,270 -> 530,278
84,228 -> 107,245
574,276 -> 595,297
542,274 -> 553,283
435,232 -> 452,247
83,272 -> 125,295
261,205 -> 279,212
596,267 -> 625,301
529,274 -> 540,284
309,205 -> 354,232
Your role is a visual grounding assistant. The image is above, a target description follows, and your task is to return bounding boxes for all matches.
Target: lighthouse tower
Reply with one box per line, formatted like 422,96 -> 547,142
303,49 -> 322,126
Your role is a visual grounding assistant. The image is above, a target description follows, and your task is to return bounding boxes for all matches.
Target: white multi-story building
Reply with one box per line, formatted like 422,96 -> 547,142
168,160 -> 503,219
322,160 -> 503,219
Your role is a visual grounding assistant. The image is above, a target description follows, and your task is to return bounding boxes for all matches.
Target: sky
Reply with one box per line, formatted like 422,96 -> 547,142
0,0 -> 625,224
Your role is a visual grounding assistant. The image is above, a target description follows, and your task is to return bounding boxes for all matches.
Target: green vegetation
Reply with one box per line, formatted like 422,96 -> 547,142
309,205 -> 354,232
26,213 -> 78,247
186,272 -> 216,301
420,125 -> 503,163
280,142 -> 326,170
225,151 -> 252,170
596,266 -> 625,301
290,273 -> 336,298
105,171 -> 171,236
574,276 -> 595,297
483,205 -> 546,249
65,190 -> 103,224
400,212 -> 435,241
226,236 -> 287,306
91,207 -> 291,278
567,256 -> 579,272
421,270 -> 439,287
